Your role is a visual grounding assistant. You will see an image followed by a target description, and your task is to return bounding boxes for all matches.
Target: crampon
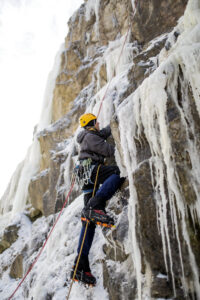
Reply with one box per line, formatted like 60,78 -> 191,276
82,208 -> 115,228
70,269 -> 96,287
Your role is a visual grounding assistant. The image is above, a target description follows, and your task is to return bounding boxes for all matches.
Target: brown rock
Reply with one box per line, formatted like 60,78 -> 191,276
166,77 -> 200,206
3,225 -> 19,245
151,276 -> 174,299
98,63 -> 107,89
127,34 -> 167,96
0,225 -> 19,254
65,47 -> 82,72
99,0 -> 131,43
0,239 -> 10,254
43,156 -> 64,216
52,79 -> 80,122
10,255 -> 23,279
28,169 -> 49,213
131,0 -> 188,44
25,206 -> 42,222
110,116 -> 125,168
52,60 -> 97,122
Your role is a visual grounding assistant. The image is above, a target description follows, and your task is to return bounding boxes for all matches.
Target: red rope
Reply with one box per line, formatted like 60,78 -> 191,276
8,178 -> 75,300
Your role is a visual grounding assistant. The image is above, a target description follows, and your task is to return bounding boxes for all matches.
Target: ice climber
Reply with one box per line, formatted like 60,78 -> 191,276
70,113 -> 125,286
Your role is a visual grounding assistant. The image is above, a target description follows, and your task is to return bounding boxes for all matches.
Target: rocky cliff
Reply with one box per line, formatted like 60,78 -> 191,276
1,0 -> 200,299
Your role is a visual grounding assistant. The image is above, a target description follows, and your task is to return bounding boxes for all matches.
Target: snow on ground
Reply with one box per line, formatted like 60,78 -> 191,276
0,195 -> 109,300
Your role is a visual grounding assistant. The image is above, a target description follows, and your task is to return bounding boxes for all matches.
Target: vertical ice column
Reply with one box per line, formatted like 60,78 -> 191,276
37,43 -> 65,131
0,44 -> 65,216
0,161 -> 24,215
85,0 -> 100,38
12,137 -> 41,214
104,36 -> 133,82
117,51 -> 200,297
89,35 -> 134,129
117,92 -> 142,300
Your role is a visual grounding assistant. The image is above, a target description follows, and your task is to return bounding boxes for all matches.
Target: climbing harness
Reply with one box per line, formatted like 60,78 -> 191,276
66,164 -> 101,300
73,158 -> 95,187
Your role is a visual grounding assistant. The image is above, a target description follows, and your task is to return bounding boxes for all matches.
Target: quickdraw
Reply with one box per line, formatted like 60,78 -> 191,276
73,158 -> 95,187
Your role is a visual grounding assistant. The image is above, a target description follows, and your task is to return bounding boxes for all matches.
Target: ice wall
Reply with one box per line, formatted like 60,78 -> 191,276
116,0 -> 200,298
87,34 -> 136,129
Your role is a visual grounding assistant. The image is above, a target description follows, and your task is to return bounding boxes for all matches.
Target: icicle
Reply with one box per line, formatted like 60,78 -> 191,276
115,1 -> 200,296
11,137 -> 41,215
104,36 -> 134,82
63,138 -> 76,198
0,161 -> 24,215
0,136 -> 40,216
117,100 -> 142,300
37,44 -> 65,131
85,0 -> 100,39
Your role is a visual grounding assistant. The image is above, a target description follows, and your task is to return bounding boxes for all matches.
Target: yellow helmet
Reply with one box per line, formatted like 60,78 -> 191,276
79,113 -> 97,127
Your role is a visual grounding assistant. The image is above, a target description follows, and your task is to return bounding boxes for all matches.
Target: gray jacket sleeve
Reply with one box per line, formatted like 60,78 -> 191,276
86,132 -> 114,157
99,125 -> 111,139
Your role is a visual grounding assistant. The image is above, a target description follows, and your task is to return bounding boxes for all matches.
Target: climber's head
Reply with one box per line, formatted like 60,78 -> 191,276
79,113 -> 97,128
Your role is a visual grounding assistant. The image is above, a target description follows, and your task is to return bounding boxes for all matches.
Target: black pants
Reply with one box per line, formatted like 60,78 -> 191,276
83,164 -> 124,208
77,165 -> 125,259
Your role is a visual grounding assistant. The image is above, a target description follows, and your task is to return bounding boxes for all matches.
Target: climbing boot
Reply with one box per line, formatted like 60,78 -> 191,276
70,254 -> 96,286
70,267 -> 96,286
82,208 -> 115,228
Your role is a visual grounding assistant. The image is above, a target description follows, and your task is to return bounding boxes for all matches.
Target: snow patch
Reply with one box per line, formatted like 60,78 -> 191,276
0,195 -> 109,300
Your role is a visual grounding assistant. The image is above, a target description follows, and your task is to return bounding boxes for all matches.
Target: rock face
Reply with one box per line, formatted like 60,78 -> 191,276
0,225 -> 19,254
131,0 -> 187,43
28,0 -> 187,221
9,255 -> 23,279
4,0 -> 200,299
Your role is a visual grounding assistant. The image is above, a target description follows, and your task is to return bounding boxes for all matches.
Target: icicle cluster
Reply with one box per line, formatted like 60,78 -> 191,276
116,1 -> 200,298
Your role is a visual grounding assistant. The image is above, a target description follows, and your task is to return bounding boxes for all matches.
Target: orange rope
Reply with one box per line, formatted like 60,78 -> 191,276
66,164 -> 101,300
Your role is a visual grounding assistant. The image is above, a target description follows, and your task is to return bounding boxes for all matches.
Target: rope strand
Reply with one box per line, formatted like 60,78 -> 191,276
8,176 -> 75,300
66,164 -> 101,300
